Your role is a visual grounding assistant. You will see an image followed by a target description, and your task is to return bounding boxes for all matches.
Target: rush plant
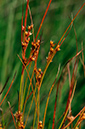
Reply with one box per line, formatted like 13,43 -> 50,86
0,0 -> 85,129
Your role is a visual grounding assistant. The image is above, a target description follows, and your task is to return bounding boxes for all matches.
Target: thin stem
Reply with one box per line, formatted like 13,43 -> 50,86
21,62 -> 32,111
24,0 -> 29,30
0,72 -> 16,106
57,3 -> 85,47
63,107 -> 85,129
19,73 -> 24,111
52,65 -> 61,129
33,106 -> 37,129
35,0 -> 52,42
74,109 -> 85,129
23,69 -> 38,119
28,5 -> 35,41
42,68 -> 60,129
8,101 -> 17,129
37,87 -> 40,129
24,96 -> 34,128
58,81 -> 77,129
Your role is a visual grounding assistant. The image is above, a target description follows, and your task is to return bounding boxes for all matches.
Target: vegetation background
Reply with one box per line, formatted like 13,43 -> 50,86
0,0 -> 85,128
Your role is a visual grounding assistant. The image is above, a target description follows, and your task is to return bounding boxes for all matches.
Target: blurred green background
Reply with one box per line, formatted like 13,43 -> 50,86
0,0 -> 85,128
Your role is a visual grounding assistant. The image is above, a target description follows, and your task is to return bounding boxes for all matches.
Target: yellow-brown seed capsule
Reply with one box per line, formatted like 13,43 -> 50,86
25,31 -> 28,36
32,42 -> 36,50
29,32 -> 32,36
81,113 -> 85,120
22,42 -> 27,47
19,123 -> 25,129
39,121 -> 42,124
67,115 -> 74,121
25,39 -> 29,44
22,42 -> 28,50
37,39 -> 40,43
38,75 -> 41,79
40,125 -> 43,128
31,24 -> 33,28
38,68 -> 41,72
39,121 -> 42,129
28,26 -> 31,31
56,45 -> 60,51
50,47 -> 54,53
14,111 -> 22,122
28,24 -> 33,31
31,57 -> 35,61
0,122 -> 2,129
31,42 -> 34,46
36,42 -> 39,47
50,40 -> 55,47
50,40 -> 53,45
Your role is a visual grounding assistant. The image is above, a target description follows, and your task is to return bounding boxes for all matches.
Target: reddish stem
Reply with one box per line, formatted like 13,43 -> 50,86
0,72 -> 16,106
24,0 -> 29,30
8,101 -> 17,129
61,59 -> 78,128
21,5 -> 23,43
22,65 -> 25,75
35,0 -> 52,42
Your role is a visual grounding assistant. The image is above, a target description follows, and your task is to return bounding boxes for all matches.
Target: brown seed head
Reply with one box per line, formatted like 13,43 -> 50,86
38,68 -> 41,72
56,45 -> 60,51
50,40 -> 54,47
67,115 -> 74,121
50,40 -> 53,45
39,121 -> 42,124
28,24 -> 33,31
25,31 -> 28,36
50,47 -> 54,53
37,39 -> 40,43
81,113 -> 85,120
31,57 -> 35,61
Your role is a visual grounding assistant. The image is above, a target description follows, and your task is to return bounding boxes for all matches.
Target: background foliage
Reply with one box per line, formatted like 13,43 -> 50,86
0,0 -> 85,128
